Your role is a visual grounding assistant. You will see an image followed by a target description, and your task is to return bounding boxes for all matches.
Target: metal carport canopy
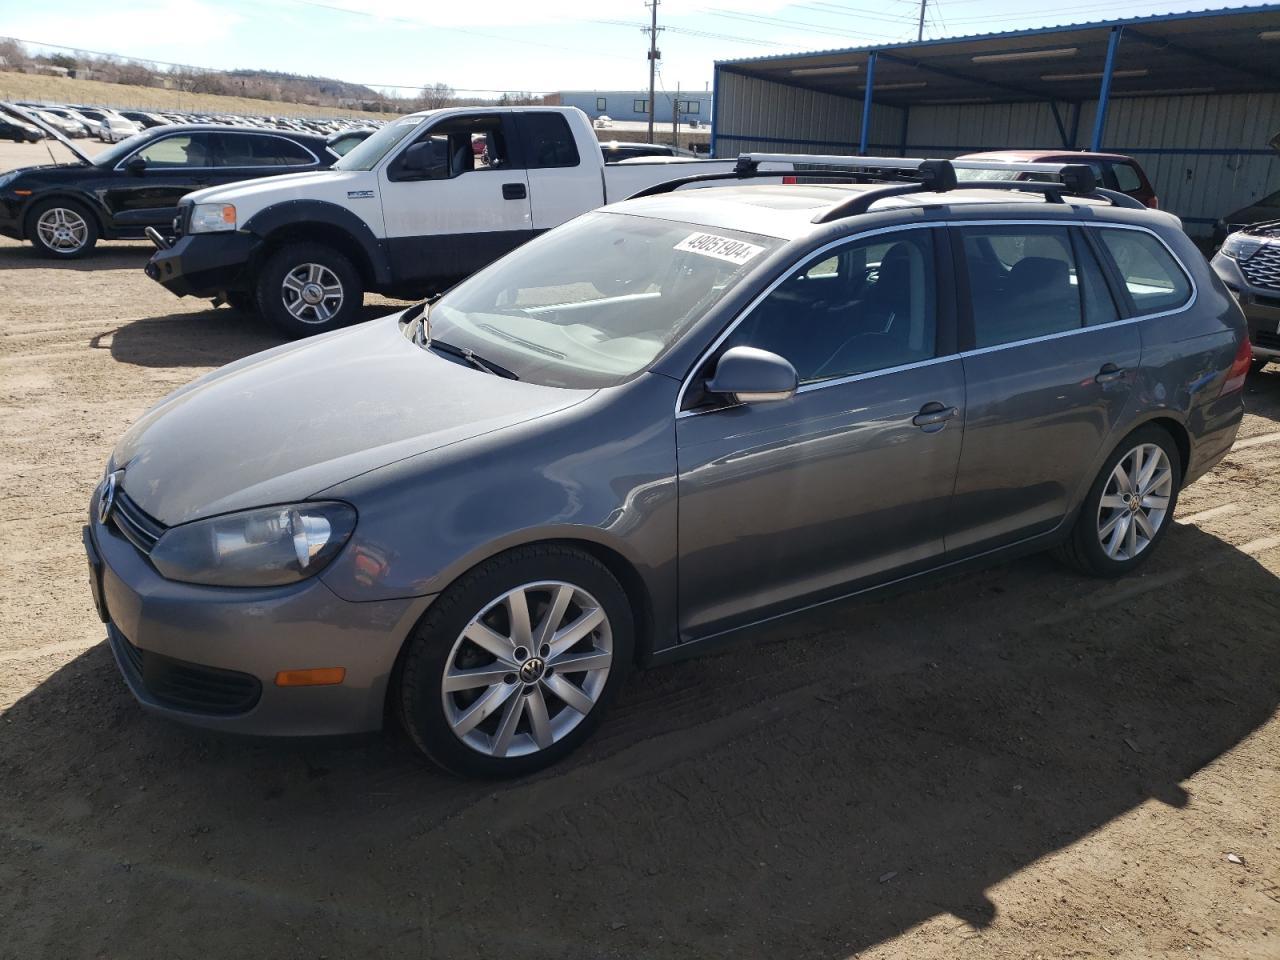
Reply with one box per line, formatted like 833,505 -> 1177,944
714,5 -> 1280,151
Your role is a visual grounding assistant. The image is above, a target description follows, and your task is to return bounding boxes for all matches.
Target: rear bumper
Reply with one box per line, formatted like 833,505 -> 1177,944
145,231 -> 259,299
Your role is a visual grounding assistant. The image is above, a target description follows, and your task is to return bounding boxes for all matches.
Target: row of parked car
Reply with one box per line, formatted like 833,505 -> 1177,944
1,99 -> 382,145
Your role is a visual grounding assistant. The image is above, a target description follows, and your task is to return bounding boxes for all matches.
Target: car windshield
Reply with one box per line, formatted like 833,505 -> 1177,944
333,115 -> 424,171
425,211 -> 781,388
93,133 -> 152,167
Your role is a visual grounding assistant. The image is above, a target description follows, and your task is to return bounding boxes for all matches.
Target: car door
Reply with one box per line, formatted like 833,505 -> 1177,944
675,226 -> 965,638
514,111 -> 596,227
102,132 -> 219,230
378,112 -> 532,290
946,222 -> 1141,556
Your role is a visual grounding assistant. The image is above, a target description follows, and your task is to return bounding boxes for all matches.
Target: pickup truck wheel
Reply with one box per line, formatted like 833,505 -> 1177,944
29,199 -> 99,258
256,243 -> 362,338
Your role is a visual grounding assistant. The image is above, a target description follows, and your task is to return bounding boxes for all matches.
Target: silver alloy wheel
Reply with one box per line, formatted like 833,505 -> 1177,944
35,207 -> 89,253
1096,442 -> 1173,561
281,262 -> 344,325
441,580 -> 613,759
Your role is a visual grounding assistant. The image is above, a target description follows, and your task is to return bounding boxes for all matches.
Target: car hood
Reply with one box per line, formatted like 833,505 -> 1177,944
184,169 -> 367,206
1,101 -> 92,163
113,313 -> 593,526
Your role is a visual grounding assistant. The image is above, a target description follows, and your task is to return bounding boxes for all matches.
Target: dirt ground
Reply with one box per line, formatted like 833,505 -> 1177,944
0,138 -> 1278,960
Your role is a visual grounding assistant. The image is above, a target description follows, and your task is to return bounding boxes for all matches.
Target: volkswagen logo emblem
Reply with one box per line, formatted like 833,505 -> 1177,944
518,657 -> 546,684
97,472 -> 119,525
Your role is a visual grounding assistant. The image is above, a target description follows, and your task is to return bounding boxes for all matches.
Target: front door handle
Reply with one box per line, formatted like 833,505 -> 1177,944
502,182 -> 527,200
912,401 -> 958,431
1095,362 -> 1126,384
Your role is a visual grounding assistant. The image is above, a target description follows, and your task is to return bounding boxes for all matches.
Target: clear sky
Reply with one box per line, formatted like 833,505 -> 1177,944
0,0 -> 1270,100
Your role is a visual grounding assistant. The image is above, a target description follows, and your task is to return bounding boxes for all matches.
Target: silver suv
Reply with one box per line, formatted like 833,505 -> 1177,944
1212,221 -> 1280,368
85,154 -> 1250,777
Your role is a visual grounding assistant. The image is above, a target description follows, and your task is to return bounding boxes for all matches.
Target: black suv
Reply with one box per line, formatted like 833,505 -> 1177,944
1212,221 -> 1280,369
0,115 -> 335,258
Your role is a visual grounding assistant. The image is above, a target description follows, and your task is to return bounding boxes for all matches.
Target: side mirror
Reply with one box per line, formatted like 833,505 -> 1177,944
705,346 -> 798,404
126,156 -> 146,176
399,141 -> 449,180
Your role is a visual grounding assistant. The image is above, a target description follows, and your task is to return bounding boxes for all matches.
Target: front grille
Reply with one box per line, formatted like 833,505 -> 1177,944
111,489 -> 166,556
1256,330 -> 1280,351
1241,244 -> 1280,291
111,625 -> 262,716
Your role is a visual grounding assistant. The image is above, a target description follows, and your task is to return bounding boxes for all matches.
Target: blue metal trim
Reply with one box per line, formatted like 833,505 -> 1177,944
859,51 -> 877,155
711,65 -> 721,158
714,4 -> 1280,67
1091,26 -> 1123,151
717,132 -> 897,150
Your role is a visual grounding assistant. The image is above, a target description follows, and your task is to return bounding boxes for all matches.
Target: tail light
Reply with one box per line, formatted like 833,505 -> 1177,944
782,175 -> 797,185
1221,335 -> 1253,396
1145,196 -> 1159,209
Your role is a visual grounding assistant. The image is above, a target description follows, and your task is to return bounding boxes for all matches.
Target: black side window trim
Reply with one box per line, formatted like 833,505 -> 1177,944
1078,225 -> 1136,318
1068,225 -> 1122,325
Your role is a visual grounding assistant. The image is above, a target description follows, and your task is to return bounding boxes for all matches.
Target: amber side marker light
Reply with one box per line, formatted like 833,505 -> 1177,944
275,667 -> 346,687
14,189 -> 32,196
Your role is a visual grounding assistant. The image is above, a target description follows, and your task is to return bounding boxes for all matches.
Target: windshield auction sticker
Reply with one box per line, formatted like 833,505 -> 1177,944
675,233 -> 765,265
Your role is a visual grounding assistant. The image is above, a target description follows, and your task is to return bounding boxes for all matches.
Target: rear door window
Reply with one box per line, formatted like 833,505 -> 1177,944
518,113 -> 580,169
1095,229 -> 1192,315
959,226 -> 1083,347
1112,162 -> 1143,193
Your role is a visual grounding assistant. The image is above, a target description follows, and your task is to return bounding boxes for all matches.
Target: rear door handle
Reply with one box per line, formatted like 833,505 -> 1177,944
1095,362 -> 1126,384
502,182 -> 527,200
912,401 -> 958,431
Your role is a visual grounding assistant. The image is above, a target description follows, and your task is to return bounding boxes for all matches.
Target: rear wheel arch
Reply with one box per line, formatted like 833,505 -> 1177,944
1145,415 -> 1191,478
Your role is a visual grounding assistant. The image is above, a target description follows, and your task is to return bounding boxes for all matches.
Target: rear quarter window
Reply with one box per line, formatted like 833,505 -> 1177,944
1095,229 -> 1192,315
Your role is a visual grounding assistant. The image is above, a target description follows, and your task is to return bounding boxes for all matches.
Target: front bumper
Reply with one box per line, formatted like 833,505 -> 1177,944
85,504 -> 431,737
1211,253 -> 1280,360
145,230 -> 260,299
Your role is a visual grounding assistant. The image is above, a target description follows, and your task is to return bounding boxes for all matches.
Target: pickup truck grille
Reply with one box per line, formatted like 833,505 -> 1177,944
1241,244 -> 1280,291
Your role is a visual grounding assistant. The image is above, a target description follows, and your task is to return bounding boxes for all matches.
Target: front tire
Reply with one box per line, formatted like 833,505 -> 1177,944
398,545 -> 634,778
255,242 -> 363,338
28,199 -> 98,259
1055,425 -> 1182,577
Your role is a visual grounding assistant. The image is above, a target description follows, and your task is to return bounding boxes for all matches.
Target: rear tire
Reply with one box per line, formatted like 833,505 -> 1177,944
1054,424 -> 1182,578
397,544 -> 634,778
255,242 -> 364,338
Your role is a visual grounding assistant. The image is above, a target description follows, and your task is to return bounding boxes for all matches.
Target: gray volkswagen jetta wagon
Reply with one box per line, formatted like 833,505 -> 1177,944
85,154 -> 1250,777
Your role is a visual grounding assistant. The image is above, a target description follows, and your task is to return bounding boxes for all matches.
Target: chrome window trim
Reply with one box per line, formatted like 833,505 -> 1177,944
113,130 -> 321,173
674,218 -> 1196,419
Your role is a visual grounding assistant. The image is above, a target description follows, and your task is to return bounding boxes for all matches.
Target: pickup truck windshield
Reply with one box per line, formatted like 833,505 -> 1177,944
426,211 -> 781,388
333,116 -> 424,171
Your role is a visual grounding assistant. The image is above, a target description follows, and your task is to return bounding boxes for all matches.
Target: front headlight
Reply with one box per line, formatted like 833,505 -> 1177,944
150,502 -> 356,587
1221,232 -> 1264,261
189,202 -> 237,233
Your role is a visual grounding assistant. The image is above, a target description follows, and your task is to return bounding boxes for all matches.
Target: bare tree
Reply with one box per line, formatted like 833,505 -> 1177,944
417,82 -> 455,111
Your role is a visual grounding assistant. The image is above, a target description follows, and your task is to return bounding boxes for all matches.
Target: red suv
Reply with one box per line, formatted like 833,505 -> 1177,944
956,150 -> 1159,208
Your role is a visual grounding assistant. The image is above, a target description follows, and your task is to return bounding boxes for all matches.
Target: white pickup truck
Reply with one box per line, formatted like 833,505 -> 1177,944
145,105 -> 787,335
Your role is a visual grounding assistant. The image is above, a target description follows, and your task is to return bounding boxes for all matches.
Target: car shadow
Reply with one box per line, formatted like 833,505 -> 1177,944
1246,362 -> 1280,422
2,525 -> 1277,958
0,241 -> 154,271
96,304 -> 410,368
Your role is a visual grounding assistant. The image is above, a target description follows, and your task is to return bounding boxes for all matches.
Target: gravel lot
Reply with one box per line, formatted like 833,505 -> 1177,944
0,138 -> 1278,960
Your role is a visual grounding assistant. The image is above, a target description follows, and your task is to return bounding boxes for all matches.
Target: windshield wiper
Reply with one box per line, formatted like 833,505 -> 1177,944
426,337 -> 519,380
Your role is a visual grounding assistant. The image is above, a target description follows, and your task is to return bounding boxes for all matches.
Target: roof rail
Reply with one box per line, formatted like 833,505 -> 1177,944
624,152 -> 1143,221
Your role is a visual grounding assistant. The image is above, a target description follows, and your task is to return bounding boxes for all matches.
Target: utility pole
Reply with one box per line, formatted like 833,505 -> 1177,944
645,0 -> 660,143
916,0 -> 927,41
673,83 -> 679,149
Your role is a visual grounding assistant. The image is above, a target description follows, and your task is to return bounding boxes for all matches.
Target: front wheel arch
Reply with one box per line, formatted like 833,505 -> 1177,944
22,194 -> 106,242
